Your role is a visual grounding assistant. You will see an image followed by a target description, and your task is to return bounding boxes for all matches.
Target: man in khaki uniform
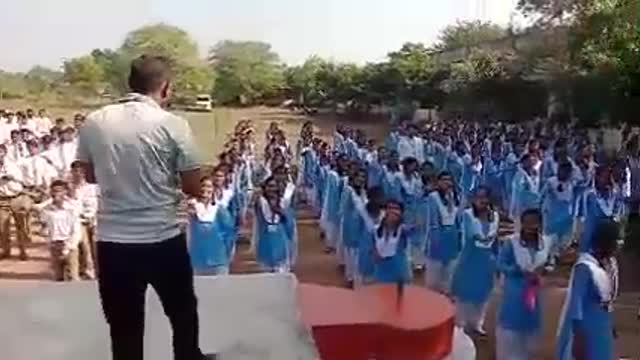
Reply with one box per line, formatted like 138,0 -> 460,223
0,144 -> 33,260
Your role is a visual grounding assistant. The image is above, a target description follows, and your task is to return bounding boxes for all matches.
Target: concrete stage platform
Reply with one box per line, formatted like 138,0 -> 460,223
0,274 -> 318,360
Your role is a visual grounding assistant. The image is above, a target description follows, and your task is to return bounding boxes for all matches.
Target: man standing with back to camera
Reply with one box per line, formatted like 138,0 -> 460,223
75,55 -> 216,360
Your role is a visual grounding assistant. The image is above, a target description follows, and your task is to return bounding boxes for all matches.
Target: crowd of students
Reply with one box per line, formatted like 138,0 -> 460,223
296,120 -> 626,360
1,106 -> 630,358
0,108 -> 98,281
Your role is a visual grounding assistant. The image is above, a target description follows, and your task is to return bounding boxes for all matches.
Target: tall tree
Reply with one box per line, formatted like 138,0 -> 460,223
208,41 -> 285,105
62,55 -> 105,94
120,23 -> 199,62
435,20 -> 507,51
119,24 -> 213,99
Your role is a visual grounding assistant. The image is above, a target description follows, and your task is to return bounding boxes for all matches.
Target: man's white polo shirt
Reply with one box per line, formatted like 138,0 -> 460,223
76,93 -> 200,244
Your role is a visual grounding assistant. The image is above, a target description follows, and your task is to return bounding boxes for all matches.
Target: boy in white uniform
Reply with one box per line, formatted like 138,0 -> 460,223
69,161 -> 98,279
41,179 -> 82,281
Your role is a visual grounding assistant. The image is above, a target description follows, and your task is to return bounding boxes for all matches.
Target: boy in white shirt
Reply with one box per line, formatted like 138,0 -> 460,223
35,109 -> 53,137
45,126 -> 77,178
69,161 -> 98,279
41,180 -> 81,281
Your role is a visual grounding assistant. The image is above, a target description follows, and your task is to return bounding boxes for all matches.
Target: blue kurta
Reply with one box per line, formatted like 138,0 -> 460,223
579,190 -> 623,253
497,240 -> 543,334
540,177 -> 575,240
254,199 -> 292,268
556,260 -> 614,360
509,169 -> 541,221
424,191 -> 461,264
451,211 -> 498,305
189,206 -> 235,271
374,227 -> 411,284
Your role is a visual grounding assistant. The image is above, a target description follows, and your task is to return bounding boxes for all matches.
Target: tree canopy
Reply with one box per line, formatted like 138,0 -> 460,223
2,8 -> 638,124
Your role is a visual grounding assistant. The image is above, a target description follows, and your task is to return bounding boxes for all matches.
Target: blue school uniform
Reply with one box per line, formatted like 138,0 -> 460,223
254,197 -> 292,269
398,173 -> 424,256
556,253 -> 615,360
503,152 -> 519,210
382,168 -> 402,201
373,225 -> 412,284
461,157 -> 483,199
432,142 -> 448,173
446,152 -> 465,194
367,159 -> 385,189
319,169 -> 344,247
497,238 -> 548,335
509,168 -> 541,221
425,191 -> 461,263
188,202 -> 236,273
541,177 -> 575,251
573,162 -> 597,219
451,209 -> 499,306
579,189 -> 624,253
484,157 -> 505,205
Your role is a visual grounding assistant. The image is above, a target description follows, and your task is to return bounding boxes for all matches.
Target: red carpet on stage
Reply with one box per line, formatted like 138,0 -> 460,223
298,284 -> 455,360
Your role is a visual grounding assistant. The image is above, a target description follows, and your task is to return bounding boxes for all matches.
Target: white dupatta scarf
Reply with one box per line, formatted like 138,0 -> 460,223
556,253 -> 614,359
510,235 -> 550,273
464,209 -> 499,249
517,167 -> 540,194
375,224 -> 403,258
431,191 -> 457,226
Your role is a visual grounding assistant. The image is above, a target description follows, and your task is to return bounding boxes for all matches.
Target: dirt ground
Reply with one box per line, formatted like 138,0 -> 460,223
0,105 -> 638,359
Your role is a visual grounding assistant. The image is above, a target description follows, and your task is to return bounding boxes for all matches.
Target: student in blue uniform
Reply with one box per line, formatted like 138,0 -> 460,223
319,157 -> 346,252
370,200 -> 413,284
424,171 -> 461,294
187,176 -> 236,276
496,209 -> 550,360
509,153 -> 542,223
382,150 -> 402,201
460,144 -> 483,202
339,168 -> 369,286
579,166 -> 624,253
484,142 -> 505,208
273,165 -> 297,268
354,186 -> 385,287
254,176 -> 293,273
556,219 -> 618,360
398,157 -> 424,271
451,186 -> 499,336
541,161 -> 576,270
446,141 -> 466,196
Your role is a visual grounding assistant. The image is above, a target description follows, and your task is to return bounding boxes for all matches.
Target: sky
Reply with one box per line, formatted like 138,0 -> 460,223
0,0 -> 520,72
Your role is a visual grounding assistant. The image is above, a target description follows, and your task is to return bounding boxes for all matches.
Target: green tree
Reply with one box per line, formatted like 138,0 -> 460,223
62,55 -> 105,94
435,20 -> 507,50
208,41 -> 285,105
120,23 -> 199,62
24,66 -> 63,94
91,48 -> 129,95
119,23 -> 214,100
284,55 -> 327,106
386,42 -> 441,107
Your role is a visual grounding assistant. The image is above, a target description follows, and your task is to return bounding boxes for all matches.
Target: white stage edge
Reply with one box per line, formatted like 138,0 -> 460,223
0,274 -> 318,360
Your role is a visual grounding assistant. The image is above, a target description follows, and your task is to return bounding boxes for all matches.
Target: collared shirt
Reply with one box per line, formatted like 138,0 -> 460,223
76,93 -> 200,244
18,154 -> 57,188
41,201 -> 82,249
70,182 -> 99,224
34,116 -> 53,136
0,159 -> 24,197
7,141 -> 28,163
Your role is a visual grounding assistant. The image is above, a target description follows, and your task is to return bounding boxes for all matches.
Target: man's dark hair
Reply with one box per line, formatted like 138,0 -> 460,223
128,55 -> 173,94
